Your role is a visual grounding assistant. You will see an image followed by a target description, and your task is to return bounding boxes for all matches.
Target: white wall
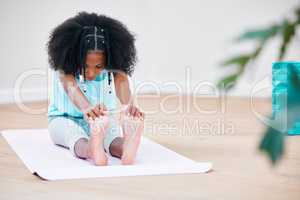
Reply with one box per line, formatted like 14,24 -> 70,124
0,0 -> 299,103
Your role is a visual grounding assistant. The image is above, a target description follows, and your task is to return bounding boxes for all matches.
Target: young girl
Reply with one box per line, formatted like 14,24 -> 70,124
47,12 -> 144,166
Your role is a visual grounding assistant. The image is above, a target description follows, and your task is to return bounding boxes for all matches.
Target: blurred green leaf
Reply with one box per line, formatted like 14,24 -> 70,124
236,24 -> 282,42
259,127 -> 285,164
217,73 -> 239,90
251,45 -> 263,59
222,55 -> 251,67
278,22 -> 296,60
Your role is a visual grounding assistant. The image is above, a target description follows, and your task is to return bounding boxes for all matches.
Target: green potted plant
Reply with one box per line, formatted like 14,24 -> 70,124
217,6 -> 300,164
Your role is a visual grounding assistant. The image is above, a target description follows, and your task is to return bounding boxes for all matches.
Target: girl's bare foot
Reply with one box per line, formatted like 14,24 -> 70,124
121,115 -> 144,165
87,117 -> 109,166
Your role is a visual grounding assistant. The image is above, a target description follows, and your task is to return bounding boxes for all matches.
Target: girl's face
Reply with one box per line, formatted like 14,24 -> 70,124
85,51 -> 106,81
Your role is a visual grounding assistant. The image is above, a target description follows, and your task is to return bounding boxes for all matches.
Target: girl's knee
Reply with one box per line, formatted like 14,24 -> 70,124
48,117 -> 68,146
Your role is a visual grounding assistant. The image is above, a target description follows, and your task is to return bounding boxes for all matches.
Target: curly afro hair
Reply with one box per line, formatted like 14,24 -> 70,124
47,12 -> 137,76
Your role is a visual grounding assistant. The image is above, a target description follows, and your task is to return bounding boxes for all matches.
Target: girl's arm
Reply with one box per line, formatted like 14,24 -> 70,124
114,73 -> 144,119
59,73 -> 104,119
114,72 -> 132,105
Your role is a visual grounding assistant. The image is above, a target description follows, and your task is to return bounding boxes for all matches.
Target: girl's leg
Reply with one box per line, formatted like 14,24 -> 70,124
48,116 -> 109,166
108,116 -> 144,165
121,116 -> 144,164
73,122 -> 109,165
48,117 -> 89,157
108,137 -> 123,158
102,114 -> 123,158
86,116 -> 110,165
74,138 -> 89,158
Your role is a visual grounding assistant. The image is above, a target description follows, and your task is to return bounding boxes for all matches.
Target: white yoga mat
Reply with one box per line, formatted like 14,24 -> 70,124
1,129 -> 212,181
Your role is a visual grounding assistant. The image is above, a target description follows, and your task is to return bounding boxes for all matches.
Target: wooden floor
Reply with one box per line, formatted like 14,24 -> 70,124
0,95 -> 299,200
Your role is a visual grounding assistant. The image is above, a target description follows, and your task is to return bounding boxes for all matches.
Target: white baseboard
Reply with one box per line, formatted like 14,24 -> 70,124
0,83 -> 271,104
132,80 -> 271,98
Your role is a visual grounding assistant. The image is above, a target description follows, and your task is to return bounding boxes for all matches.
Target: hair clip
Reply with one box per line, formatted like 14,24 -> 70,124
80,68 -> 87,93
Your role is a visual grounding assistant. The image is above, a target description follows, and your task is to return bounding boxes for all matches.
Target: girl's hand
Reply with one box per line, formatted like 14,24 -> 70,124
123,104 -> 145,121
84,104 -> 108,121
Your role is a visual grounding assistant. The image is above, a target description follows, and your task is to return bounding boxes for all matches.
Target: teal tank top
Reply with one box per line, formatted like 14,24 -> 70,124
48,69 -> 118,117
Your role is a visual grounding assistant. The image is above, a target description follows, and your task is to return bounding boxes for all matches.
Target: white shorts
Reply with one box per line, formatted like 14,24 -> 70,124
48,115 -> 121,157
